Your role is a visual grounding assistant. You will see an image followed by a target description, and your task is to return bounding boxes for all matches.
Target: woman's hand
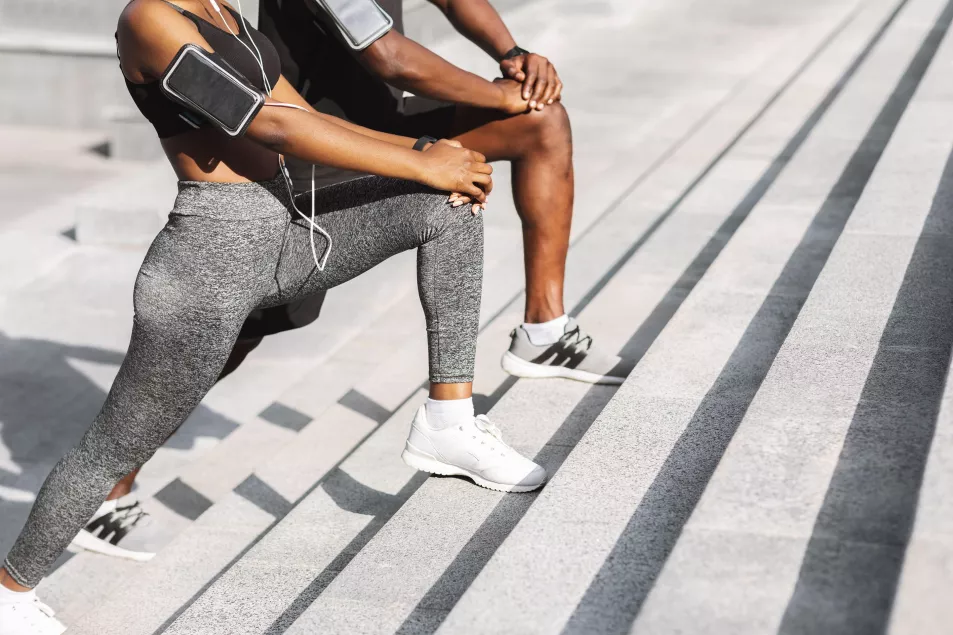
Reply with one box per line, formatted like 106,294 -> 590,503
418,139 -> 493,214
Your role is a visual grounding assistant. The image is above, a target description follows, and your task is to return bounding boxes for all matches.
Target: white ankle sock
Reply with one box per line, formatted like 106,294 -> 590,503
425,397 -> 474,429
521,314 -> 569,346
0,582 -> 33,602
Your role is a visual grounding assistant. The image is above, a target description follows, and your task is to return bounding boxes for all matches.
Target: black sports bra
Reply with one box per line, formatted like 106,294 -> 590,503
120,1 -> 282,139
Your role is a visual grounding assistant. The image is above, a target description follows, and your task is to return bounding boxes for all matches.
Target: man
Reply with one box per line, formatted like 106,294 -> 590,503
257,0 -> 625,385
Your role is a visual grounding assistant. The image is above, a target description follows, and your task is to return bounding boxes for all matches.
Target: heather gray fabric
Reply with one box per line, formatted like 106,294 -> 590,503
3,175 -> 483,587
506,318 -> 625,384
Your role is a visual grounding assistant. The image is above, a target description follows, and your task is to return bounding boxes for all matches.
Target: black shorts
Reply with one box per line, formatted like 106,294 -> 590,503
239,98 -> 456,341
380,95 -> 457,138
238,294 -> 327,340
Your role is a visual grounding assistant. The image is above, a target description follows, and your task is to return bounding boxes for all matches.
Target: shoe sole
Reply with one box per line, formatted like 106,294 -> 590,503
69,529 -> 155,562
500,351 -> 625,385
401,442 -> 544,493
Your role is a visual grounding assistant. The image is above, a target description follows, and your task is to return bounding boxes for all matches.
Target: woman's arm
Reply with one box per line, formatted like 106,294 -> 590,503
269,76 -> 421,149
119,0 -> 491,199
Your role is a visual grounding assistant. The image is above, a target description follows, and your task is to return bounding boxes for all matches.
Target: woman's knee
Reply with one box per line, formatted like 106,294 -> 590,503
416,191 -> 485,248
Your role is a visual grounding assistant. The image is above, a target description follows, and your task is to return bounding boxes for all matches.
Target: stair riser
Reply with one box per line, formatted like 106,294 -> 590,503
0,0 -> 127,35
0,52 -> 125,128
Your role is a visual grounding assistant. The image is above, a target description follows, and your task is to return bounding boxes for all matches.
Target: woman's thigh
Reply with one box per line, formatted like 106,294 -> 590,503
274,176 -> 469,300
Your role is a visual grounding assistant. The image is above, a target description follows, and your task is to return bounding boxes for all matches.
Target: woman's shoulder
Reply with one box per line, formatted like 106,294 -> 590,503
118,0 -> 183,39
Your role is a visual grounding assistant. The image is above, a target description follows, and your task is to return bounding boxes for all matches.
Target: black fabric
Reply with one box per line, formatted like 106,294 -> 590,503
238,292 -> 327,339
259,0 -> 457,191
121,2 -> 281,139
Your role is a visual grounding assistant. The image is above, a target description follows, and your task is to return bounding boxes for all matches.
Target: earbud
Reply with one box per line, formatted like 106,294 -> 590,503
209,0 -> 221,12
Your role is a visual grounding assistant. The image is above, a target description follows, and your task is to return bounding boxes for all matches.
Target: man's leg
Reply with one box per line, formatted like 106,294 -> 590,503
443,102 -> 625,385
450,103 -> 573,324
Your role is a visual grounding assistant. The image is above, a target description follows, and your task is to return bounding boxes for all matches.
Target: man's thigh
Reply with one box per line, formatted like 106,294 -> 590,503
386,96 -> 458,139
388,97 -> 552,163
449,105 -> 562,163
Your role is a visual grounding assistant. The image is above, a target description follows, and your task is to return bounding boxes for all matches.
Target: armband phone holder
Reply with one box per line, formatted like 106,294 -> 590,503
161,44 -> 265,137
312,0 -> 394,50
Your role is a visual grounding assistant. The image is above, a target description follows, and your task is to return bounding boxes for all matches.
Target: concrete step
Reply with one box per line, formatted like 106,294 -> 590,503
430,0 -> 953,633
0,44 -> 126,128
631,4 -> 953,632
49,50 -> 732,624
37,8 -> 742,613
0,0 -> 127,36
283,0 -> 915,629
61,74 -> 737,631
48,0 -> 808,622
73,161 -> 176,246
58,0 -> 883,632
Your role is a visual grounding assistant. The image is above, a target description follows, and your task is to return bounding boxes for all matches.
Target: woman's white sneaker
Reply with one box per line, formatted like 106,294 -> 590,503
0,589 -> 66,635
401,406 -> 546,493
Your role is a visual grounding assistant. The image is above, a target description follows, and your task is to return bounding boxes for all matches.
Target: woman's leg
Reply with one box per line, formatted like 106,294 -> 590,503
2,187 -> 286,589
277,177 -> 545,492
274,177 -> 483,385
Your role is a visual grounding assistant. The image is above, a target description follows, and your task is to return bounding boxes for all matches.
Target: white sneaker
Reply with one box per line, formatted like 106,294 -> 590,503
69,498 -> 155,562
0,589 -> 66,635
401,405 -> 547,493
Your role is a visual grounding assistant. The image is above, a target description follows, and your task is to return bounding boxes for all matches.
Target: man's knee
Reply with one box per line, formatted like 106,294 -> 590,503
521,101 -> 571,154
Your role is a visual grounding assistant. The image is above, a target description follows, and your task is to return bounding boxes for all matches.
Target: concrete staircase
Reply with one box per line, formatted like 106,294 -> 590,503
8,0 -> 953,632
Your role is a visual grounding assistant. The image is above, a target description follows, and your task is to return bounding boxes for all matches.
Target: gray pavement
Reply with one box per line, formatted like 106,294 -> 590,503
2,0 -> 952,633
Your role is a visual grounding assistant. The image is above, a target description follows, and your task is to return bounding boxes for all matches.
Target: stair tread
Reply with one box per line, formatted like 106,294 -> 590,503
434,0 -> 953,633
95,0 -> 886,632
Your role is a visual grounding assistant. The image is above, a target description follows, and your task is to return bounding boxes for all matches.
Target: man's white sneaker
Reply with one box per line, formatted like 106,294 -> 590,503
401,405 -> 546,493
502,318 -> 626,385
0,589 -> 66,635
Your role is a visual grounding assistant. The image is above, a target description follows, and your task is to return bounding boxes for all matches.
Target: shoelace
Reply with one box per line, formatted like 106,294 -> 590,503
112,502 -> 149,532
474,415 -> 504,442
560,325 -> 594,354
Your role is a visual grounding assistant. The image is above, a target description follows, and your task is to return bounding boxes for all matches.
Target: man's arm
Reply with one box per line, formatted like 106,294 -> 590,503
426,0 -> 516,60
361,30 -> 528,114
426,0 -> 562,110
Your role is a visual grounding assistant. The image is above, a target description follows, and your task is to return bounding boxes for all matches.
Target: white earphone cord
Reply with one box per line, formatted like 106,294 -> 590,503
208,0 -> 331,271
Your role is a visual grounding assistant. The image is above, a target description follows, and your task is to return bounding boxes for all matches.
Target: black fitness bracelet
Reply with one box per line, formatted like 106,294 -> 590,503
413,135 -> 438,151
501,45 -> 530,61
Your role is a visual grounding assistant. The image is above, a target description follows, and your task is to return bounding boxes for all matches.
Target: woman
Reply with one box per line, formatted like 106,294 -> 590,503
0,1 -> 545,632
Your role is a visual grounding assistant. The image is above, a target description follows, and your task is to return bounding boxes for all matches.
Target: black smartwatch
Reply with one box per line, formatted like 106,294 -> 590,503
501,45 -> 530,61
413,135 -> 438,152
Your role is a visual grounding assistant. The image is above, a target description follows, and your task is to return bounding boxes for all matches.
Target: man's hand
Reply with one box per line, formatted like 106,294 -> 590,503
494,78 -> 530,115
500,53 -> 563,110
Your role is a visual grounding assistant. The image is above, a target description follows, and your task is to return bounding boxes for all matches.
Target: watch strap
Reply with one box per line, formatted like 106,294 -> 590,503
413,135 -> 438,152
501,45 -> 530,61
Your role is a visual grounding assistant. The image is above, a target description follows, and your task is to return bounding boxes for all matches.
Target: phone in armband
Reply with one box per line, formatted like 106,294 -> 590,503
313,0 -> 394,50
161,44 -> 266,137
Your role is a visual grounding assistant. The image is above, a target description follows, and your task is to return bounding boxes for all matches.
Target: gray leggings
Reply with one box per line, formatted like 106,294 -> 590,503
3,175 -> 483,587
